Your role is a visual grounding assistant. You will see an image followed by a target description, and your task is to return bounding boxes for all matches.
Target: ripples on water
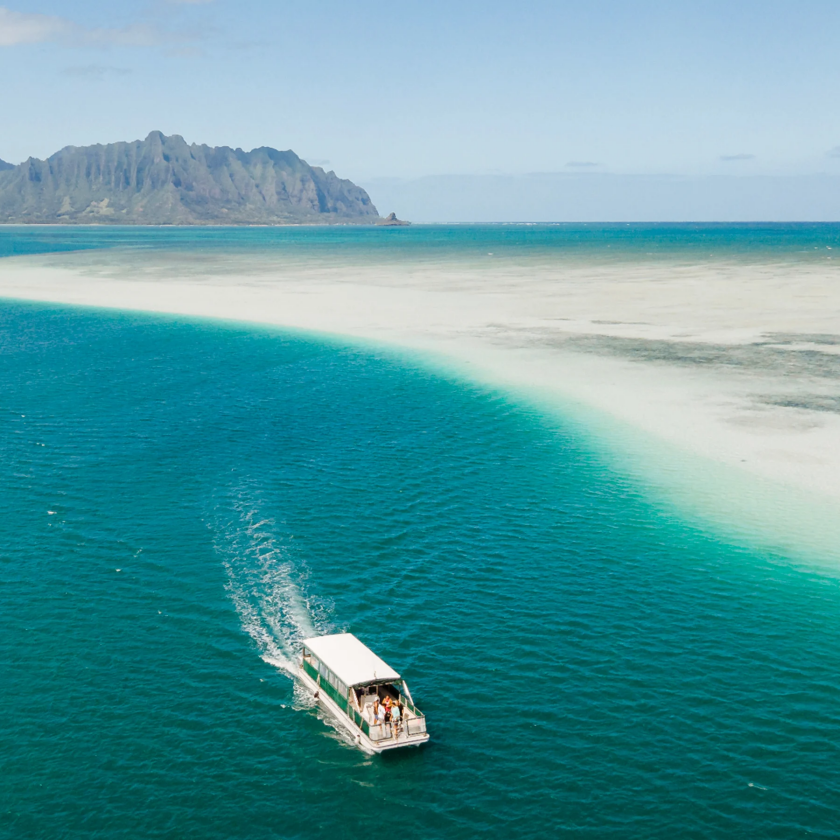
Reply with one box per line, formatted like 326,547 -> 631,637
3,300 -> 840,839
2,221 -> 839,266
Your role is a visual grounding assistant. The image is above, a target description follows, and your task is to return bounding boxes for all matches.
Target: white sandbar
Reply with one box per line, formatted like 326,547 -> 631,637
2,249 -> 839,561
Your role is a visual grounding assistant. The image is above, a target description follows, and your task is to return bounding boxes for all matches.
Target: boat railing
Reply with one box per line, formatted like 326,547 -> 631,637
401,698 -> 417,716
348,706 -> 371,736
369,715 -> 426,740
405,715 -> 427,736
397,691 -> 426,734
303,657 -> 426,741
398,691 -> 422,717
367,722 -> 393,741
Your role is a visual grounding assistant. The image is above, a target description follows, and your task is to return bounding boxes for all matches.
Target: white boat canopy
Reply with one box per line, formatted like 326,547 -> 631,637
303,633 -> 401,688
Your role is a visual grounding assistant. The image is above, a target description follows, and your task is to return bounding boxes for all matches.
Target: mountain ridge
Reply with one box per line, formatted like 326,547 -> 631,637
0,132 -> 381,225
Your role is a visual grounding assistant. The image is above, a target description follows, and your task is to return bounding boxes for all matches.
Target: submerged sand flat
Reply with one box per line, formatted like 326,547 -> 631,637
2,248 -> 840,558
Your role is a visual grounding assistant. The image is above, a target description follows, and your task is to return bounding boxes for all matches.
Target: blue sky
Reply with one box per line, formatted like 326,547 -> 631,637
1,1 -> 839,187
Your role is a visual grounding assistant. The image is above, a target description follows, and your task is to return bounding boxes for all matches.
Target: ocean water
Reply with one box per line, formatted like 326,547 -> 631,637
3,226 -> 840,839
2,221 -> 839,266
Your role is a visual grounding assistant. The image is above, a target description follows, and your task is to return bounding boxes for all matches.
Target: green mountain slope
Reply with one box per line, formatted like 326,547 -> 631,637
0,132 -> 380,225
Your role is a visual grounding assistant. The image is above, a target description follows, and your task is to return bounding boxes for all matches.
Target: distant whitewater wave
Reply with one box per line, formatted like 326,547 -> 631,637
210,487 -> 331,676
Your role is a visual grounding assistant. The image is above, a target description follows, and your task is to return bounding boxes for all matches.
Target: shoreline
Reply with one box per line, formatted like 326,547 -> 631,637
0,220 -> 384,228
3,251 -> 840,562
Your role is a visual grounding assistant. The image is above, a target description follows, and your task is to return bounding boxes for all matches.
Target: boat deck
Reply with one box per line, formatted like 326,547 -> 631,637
354,688 -> 425,745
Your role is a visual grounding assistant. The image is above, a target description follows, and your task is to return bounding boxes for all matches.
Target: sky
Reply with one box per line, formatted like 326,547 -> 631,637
1,1 -> 840,218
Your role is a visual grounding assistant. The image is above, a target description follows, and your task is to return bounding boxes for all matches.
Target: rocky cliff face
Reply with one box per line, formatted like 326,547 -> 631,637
0,159 -> 14,172
0,132 -> 380,225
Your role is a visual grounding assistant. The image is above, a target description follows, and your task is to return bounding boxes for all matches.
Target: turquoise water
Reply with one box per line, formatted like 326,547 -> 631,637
2,222 -> 839,265
3,226 -> 840,838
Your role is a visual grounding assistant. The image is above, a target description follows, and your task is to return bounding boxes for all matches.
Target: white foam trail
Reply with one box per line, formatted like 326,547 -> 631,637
211,489 -> 327,677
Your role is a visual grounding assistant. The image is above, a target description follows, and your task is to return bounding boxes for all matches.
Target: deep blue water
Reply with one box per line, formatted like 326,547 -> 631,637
2,294 -> 840,839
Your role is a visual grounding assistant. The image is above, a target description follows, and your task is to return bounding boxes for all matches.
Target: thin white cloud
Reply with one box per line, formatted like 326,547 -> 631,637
0,5 -> 196,48
0,7 -> 66,45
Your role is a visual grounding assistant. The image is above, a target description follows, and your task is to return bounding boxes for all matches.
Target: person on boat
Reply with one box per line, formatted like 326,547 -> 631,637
391,700 -> 402,733
383,696 -> 393,723
372,698 -> 385,726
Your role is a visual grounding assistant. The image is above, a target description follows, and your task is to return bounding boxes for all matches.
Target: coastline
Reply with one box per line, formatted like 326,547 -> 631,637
3,250 -> 840,562
0,220 -> 384,228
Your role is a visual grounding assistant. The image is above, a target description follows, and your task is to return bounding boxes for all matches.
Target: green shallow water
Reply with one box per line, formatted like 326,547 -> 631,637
2,298 -> 840,839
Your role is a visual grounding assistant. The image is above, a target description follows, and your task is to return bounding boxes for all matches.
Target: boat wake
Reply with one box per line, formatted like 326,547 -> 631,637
210,487 -> 331,678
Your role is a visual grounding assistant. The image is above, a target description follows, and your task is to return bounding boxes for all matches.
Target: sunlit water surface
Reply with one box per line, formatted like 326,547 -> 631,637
2,225 -> 840,839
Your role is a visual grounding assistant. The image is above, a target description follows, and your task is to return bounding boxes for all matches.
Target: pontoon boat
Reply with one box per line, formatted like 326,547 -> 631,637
299,633 -> 429,753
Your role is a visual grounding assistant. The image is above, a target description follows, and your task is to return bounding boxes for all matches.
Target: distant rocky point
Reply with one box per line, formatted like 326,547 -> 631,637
0,132 -> 389,226
0,159 -> 13,172
376,212 -> 410,226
